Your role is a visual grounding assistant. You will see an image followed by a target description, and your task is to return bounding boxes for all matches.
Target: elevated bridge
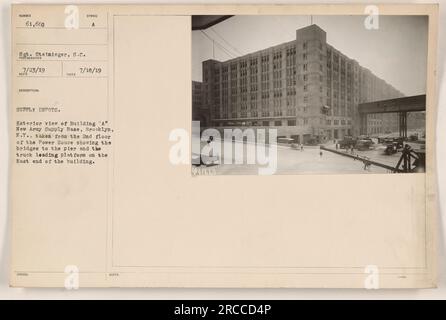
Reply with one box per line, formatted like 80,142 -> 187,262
357,94 -> 426,138
192,16 -> 233,30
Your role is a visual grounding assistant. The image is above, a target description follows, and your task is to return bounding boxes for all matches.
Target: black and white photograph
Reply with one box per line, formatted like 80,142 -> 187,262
192,15 -> 428,174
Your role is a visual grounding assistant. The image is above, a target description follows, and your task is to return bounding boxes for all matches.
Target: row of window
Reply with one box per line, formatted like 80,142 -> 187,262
219,69 -> 323,85
214,118 -> 309,126
215,55 -> 324,77
326,119 -> 352,126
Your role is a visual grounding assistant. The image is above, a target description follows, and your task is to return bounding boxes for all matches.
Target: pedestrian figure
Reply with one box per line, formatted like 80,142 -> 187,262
300,144 -> 304,151
335,143 -> 338,150
364,161 -> 371,171
204,136 -> 220,165
363,157 -> 371,171
319,150 -> 323,158
206,136 -> 214,157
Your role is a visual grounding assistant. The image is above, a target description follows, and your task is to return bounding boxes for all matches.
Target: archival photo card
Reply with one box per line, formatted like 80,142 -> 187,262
9,4 -> 438,288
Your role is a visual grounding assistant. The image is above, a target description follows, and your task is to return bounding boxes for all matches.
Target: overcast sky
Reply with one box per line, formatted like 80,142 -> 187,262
192,15 -> 428,96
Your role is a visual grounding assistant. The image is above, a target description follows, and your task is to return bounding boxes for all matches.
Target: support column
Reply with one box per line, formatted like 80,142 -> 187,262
403,112 -> 407,138
399,112 -> 407,138
359,113 -> 368,135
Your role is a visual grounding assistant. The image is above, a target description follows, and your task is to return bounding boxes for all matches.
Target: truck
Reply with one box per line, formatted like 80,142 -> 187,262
338,136 -> 356,149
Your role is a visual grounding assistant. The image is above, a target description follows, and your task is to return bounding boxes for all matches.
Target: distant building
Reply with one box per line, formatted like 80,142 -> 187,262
195,24 -> 408,143
407,112 -> 426,131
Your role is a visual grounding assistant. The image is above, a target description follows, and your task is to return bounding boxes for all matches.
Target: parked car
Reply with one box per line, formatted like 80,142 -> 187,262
384,142 -> 399,155
338,136 -> 356,149
355,139 -> 374,151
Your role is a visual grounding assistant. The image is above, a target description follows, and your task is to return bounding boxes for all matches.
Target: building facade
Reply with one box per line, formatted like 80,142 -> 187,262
192,81 -> 210,127
197,24 -> 405,143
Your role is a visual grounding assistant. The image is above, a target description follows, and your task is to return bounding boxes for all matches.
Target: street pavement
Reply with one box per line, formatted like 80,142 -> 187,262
207,140 -> 393,175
